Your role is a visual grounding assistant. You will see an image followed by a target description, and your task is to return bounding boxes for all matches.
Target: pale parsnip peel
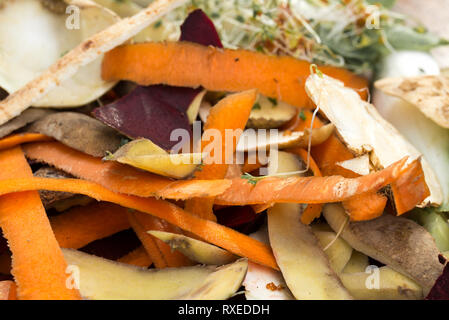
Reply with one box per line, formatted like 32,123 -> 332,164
306,73 -> 443,207
0,0 -> 187,125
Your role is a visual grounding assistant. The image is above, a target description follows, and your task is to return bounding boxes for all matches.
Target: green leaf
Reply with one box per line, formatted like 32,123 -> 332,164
385,25 -> 445,51
366,0 -> 396,9
267,97 -> 278,107
252,102 -> 261,110
408,208 -> 449,252
241,173 -> 260,185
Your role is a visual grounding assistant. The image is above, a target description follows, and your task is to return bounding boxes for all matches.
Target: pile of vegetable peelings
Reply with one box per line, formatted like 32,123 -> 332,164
0,0 -> 448,300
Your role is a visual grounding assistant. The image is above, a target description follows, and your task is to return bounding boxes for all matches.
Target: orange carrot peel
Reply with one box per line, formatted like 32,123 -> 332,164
0,133 -> 52,151
215,157 -> 413,206
289,147 -> 324,224
117,246 -> 152,268
128,212 -> 193,268
185,89 -> 257,221
23,141 -> 231,200
102,42 -> 368,108
0,176 -> 278,269
50,202 -> 131,249
0,147 -> 80,300
0,281 -> 16,300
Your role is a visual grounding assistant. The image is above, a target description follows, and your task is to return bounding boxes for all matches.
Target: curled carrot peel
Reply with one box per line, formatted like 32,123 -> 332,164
127,213 -> 169,269
23,141 -> 231,200
117,246 -> 152,268
391,157 -> 430,215
102,42 -> 368,108
0,202 -> 132,275
310,124 -> 389,221
215,158 -> 409,206
0,176 -> 278,269
242,158 -> 263,175
0,147 -> 81,300
342,193 -> 388,221
128,212 -> 193,268
50,202 -> 131,249
289,147 -> 323,225
0,133 -> 52,151
0,281 -> 16,300
310,116 -> 428,216
185,89 -> 257,221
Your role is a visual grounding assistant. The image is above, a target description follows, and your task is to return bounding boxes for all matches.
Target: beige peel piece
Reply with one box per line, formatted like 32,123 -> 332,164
0,0 -> 187,125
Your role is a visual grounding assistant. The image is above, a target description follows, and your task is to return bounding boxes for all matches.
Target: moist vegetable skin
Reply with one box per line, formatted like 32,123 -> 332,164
50,202 -> 131,249
106,138 -> 202,179
62,248 -> 248,300
0,133 -> 52,151
342,193 -> 387,222
27,112 -> 123,158
117,246 -> 152,268
267,151 -> 352,300
323,203 -> 443,295
391,157 -> 430,214
185,89 -> 257,221
288,147 -> 323,224
0,176 -> 278,269
0,280 -> 16,300
306,72 -> 440,208
101,41 -> 368,108
215,157 -> 410,206
296,110 -> 388,221
148,230 -> 238,265
0,202 -> 135,274
0,147 -> 81,300
0,108 -> 54,139
22,141 -> 231,200
127,211 -> 193,268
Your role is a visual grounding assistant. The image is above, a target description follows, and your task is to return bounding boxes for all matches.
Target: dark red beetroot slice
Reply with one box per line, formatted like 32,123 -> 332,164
145,85 -> 204,113
94,10 -> 222,150
180,9 -> 223,48
426,255 -> 449,300
92,86 -> 192,151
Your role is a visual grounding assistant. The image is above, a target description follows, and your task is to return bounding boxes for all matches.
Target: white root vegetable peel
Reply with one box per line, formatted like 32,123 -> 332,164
0,0 -> 187,125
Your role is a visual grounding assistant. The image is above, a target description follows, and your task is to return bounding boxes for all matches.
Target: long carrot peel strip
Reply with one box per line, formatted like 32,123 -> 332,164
128,212 -> 193,268
215,157 -> 410,205
242,157 -> 263,175
185,89 -> 257,221
127,212 -> 169,268
117,246 -> 152,268
391,157 -> 430,215
0,147 -> 81,300
0,281 -> 17,300
102,42 -> 368,108
0,176 -> 277,269
0,133 -> 52,151
50,202 -> 131,249
289,147 -> 324,224
23,141 -> 231,200
0,202 -> 132,275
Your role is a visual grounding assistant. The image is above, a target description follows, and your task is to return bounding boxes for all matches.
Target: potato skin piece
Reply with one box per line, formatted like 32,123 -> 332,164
27,112 -> 123,157
324,204 -> 443,295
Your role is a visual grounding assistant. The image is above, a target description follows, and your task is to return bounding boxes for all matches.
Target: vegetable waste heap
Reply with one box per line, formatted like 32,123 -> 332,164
0,0 -> 448,301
